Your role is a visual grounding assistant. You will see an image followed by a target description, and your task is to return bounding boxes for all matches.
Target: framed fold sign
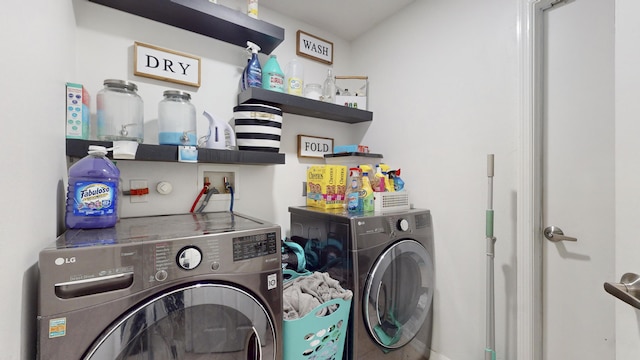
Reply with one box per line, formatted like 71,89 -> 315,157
296,30 -> 333,65
298,135 -> 334,159
134,42 -> 201,87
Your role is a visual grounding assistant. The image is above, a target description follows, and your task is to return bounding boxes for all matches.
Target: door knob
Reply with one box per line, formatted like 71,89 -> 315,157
543,226 -> 577,242
604,273 -> 640,310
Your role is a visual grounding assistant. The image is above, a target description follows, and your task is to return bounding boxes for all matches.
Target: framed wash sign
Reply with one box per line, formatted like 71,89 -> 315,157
296,30 -> 333,65
134,42 -> 201,87
298,135 -> 334,158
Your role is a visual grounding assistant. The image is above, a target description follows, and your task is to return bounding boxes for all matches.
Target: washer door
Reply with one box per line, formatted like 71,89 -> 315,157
84,283 -> 275,360
363,239 -> 434,349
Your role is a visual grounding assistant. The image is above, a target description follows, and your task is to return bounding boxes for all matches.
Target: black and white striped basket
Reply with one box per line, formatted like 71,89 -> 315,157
233,103 -> 283,152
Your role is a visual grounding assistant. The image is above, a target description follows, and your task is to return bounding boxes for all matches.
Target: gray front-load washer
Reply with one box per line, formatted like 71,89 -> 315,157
289,207 -> 435,360
37,211 -> 283,360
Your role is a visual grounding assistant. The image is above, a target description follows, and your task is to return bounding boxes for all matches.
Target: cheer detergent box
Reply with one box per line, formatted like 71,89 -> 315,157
306,165 -> 347,209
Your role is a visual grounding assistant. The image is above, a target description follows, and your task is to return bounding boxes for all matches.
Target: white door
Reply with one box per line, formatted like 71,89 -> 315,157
542,0 -> 615,358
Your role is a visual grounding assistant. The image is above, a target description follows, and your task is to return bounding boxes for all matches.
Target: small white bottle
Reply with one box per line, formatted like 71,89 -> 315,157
285,58 -> 304,96
248,0 -> 258,18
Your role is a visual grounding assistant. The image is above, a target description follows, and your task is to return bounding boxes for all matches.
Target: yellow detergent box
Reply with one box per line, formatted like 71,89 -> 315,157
306,165 -> 347,209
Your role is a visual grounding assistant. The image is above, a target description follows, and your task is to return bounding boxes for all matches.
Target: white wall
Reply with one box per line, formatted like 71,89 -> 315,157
615,0 -> 640,357
351,1 -> 518,358
0,1 -> 76,359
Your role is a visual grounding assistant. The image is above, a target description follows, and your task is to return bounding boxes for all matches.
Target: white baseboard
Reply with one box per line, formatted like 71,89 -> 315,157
429,350 -> 452,360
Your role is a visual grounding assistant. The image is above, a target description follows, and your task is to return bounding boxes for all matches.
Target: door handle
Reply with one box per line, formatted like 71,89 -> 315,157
543,226 -> 577,242
604,273 -> 640,310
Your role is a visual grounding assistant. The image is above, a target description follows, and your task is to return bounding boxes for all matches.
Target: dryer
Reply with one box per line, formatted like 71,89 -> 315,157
37,211 -> 283,360
289,206 -> 434,360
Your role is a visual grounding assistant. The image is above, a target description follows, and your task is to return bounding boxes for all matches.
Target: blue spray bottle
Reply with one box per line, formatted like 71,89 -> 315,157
244,41 -> 262,89
239,46 -> 251,92
388,169 -> 405,191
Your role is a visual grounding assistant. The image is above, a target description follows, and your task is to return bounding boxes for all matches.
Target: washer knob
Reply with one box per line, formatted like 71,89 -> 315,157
177,246 -> 202,270
155,270 -> 168,282
397,218 -> 410,232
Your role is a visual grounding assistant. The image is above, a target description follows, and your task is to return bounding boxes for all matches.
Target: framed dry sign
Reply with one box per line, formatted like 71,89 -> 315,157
298,135 -> 334,159
296,30 -> 333,65
134,42 -> 201,87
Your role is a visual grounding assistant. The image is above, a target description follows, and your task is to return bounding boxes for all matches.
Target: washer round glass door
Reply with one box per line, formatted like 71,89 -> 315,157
84,283 -> 275,359
363,239 -> 434,349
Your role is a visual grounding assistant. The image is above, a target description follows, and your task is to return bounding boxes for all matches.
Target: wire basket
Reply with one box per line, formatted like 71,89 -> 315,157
283,271 -> 352,360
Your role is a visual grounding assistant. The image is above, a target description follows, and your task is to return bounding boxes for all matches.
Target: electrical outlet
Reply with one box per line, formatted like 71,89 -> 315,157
302,181 -> 307,196
129,179 -> 148,203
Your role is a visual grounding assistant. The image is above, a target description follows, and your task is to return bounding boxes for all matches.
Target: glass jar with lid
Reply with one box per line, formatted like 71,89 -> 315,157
158,90 -> 196,146
304,83 -> 322,100
97,79 -> 144,143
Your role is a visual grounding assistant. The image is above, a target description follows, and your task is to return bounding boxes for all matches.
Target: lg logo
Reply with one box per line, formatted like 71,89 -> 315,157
54,257 -> 76,266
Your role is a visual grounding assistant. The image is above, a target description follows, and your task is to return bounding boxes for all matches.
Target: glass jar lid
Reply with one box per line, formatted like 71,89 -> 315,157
162,90 -> 191,100
103,79 -> 138,92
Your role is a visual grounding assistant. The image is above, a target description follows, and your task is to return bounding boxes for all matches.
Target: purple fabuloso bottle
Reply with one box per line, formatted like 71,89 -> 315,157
65,145 -> 120,229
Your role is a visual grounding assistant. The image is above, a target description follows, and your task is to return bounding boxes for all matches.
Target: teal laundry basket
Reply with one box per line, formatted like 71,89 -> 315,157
283,271 -> 352,360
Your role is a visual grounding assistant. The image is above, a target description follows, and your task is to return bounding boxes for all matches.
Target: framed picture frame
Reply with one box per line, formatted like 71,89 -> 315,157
296,30 -> 333,65
134,42 -> 201,87
297,135 -> 334,159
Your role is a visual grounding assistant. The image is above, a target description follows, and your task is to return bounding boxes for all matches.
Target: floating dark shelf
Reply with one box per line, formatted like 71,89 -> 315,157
324,152 -> 383,159
88,0 -> 284,54
66,139 -> 285,165
238,87 -> 373,124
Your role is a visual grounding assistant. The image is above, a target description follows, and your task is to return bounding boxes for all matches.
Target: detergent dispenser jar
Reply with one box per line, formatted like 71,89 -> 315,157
97,79 -> 144,143
158,90 -> 196,146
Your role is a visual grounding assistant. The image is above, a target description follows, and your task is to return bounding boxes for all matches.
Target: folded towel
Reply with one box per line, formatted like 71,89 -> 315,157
283,271 -> 353,320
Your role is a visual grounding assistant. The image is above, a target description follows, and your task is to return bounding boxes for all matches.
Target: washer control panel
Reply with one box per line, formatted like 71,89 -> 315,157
233,232 -> 278,261
145,230 -> 278,285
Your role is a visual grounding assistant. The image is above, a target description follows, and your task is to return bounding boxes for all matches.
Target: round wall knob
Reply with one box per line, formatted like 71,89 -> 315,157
157,181 -> 173,195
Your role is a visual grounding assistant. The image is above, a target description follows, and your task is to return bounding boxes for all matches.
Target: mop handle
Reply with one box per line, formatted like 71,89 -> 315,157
485,154 -> 496,360
486,154 -> 494,238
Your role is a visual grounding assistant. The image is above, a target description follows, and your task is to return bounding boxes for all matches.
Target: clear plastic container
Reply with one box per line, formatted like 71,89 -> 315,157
65,146 -> 120,229
285,58 -> 304,96
158,90 -> 196,145
97,79 -> 144,143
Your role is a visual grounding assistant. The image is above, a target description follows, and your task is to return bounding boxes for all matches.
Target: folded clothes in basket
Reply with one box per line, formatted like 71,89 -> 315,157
283,271 -> 353,320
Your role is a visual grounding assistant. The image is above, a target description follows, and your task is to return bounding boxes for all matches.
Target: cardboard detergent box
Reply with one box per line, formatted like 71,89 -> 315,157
66,82 -> 90,139
306,165 -> 347,209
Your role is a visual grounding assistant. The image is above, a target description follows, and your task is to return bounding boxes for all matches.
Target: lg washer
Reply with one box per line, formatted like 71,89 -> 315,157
37,211 -> 283,360
289,206 -> 435,360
